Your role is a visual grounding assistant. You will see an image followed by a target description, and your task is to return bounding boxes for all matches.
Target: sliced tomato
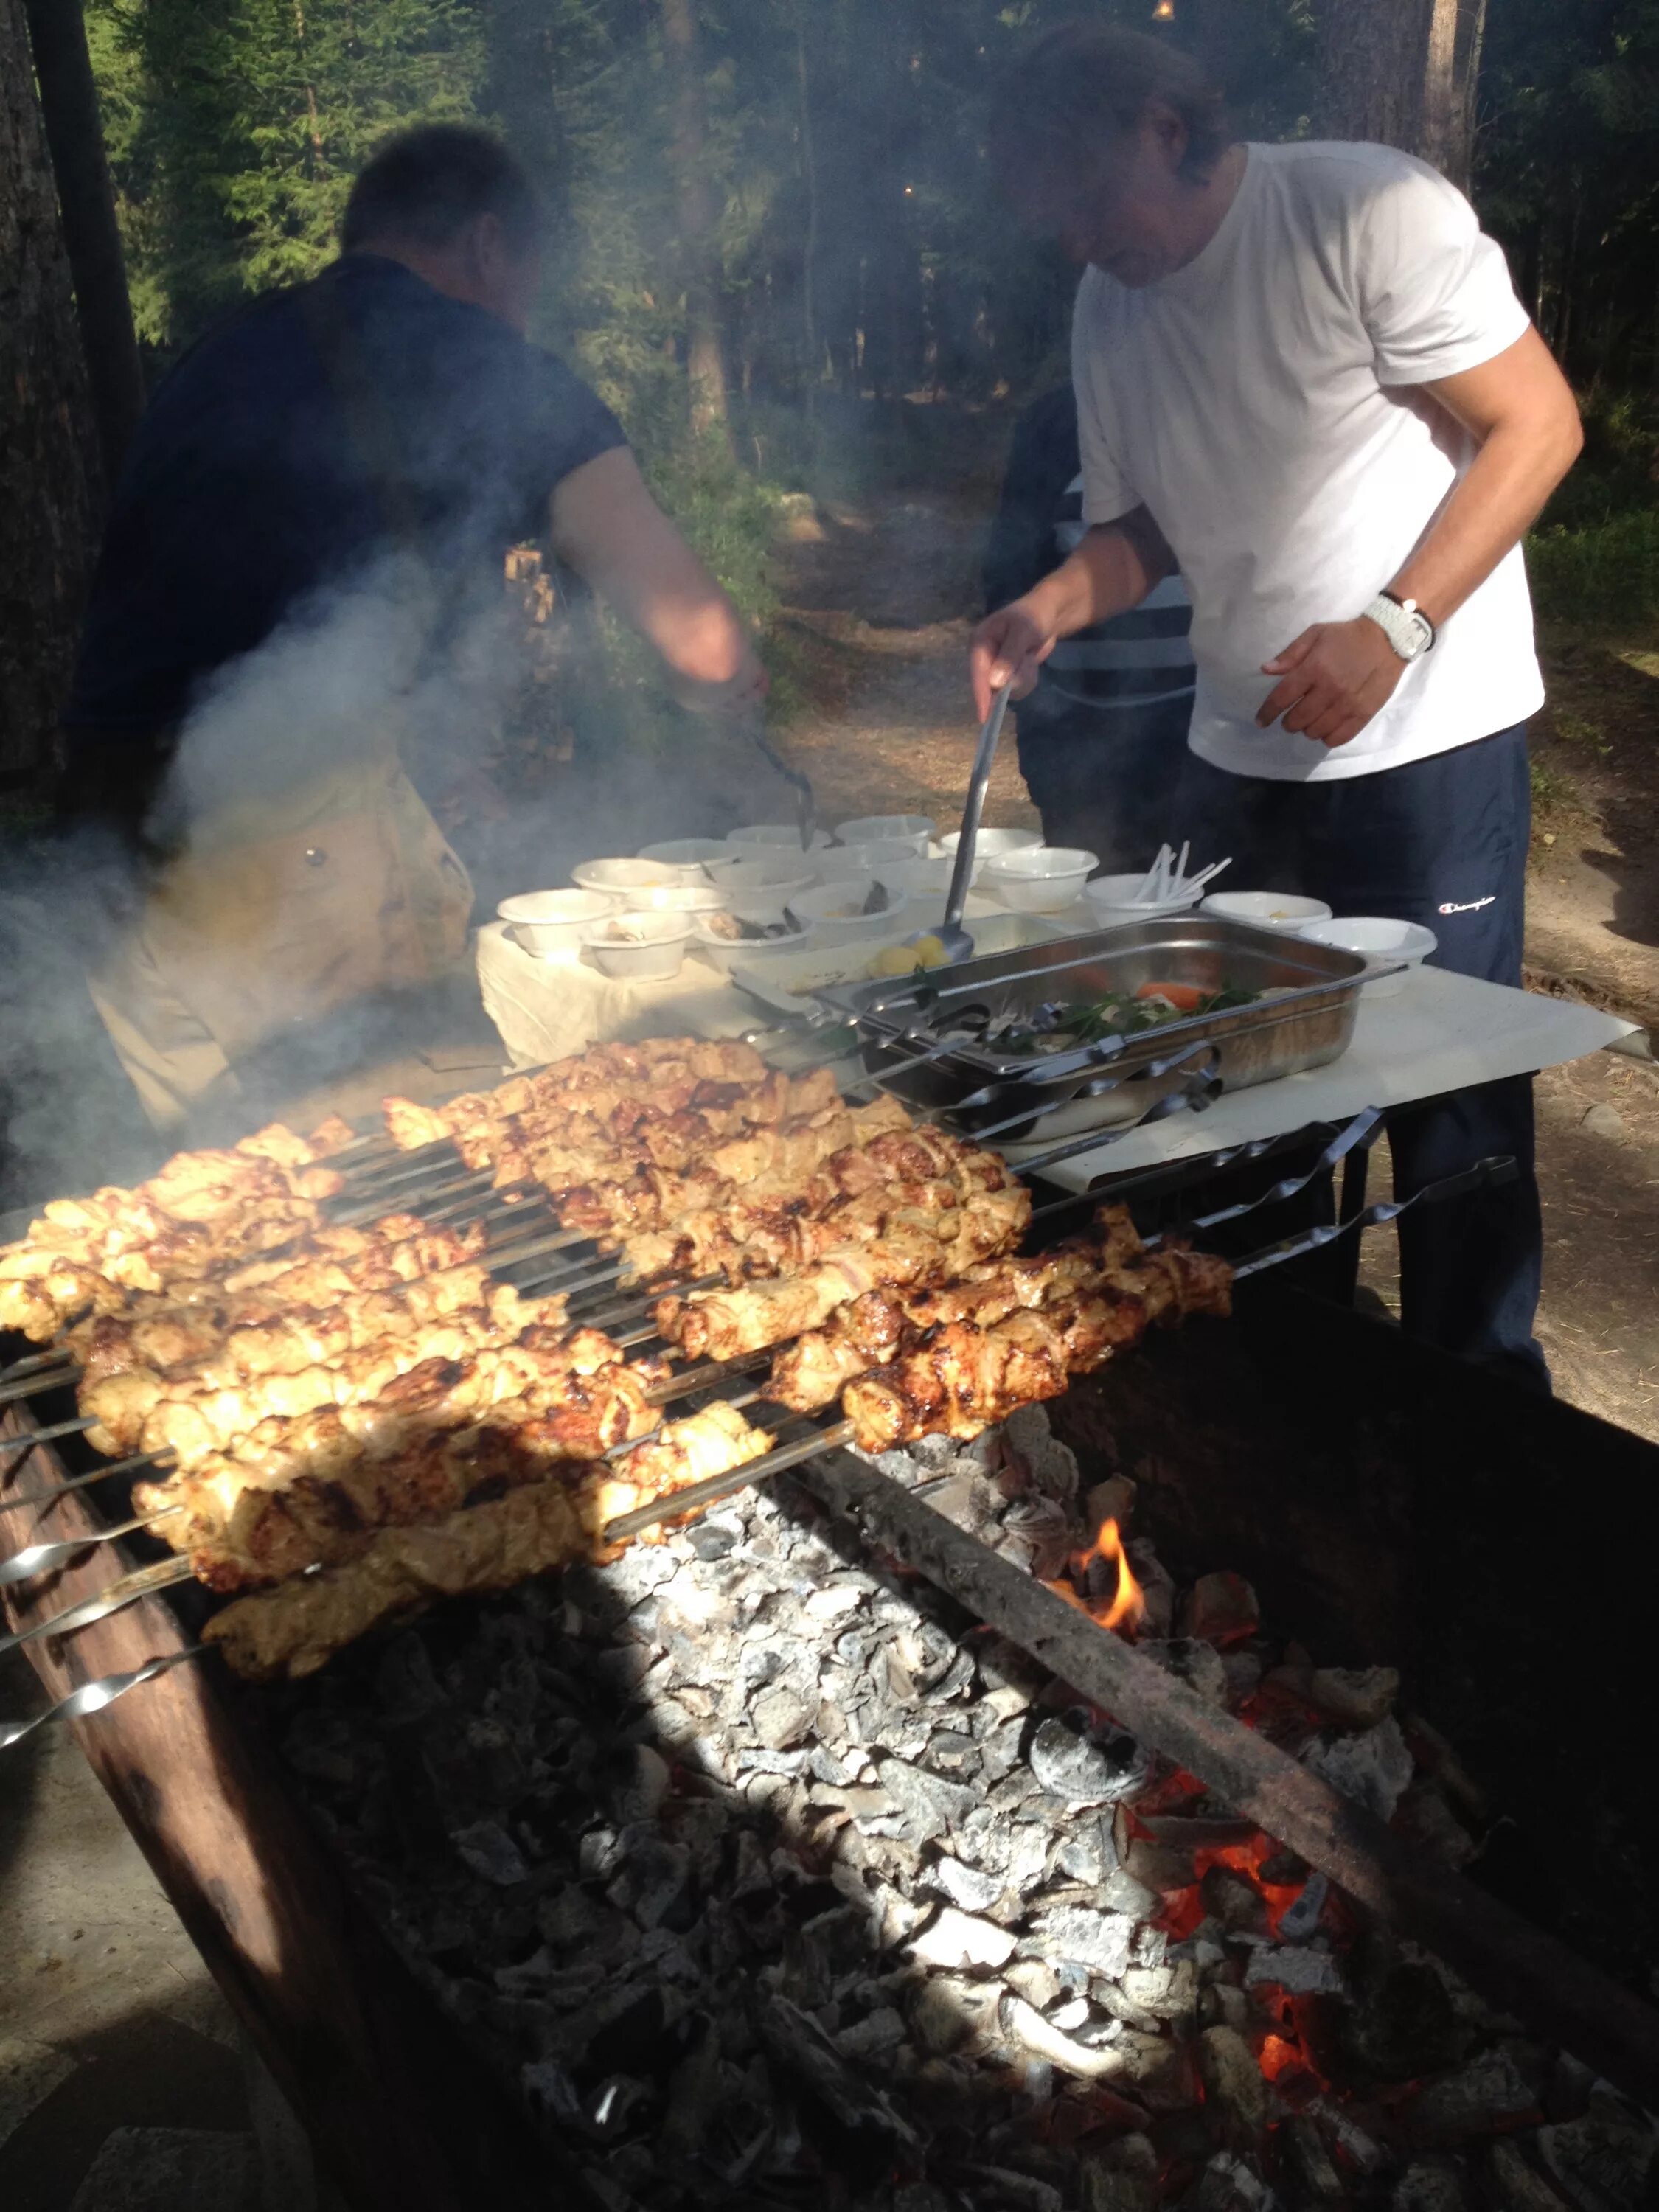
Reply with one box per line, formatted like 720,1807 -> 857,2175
1133,980 -> 1207,1012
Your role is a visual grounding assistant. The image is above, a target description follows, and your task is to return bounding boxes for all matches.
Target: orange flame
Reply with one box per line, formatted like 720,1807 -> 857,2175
1047,1516 -> 1146,1635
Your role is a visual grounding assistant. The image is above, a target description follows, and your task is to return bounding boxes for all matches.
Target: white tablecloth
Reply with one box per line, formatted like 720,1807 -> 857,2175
476,921 -> 765,1067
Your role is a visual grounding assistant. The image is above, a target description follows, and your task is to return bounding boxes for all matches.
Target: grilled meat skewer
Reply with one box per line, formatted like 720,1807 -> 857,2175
200,1399 -> 773,1677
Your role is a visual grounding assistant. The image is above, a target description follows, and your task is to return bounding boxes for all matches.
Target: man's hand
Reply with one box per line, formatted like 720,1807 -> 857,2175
670,651 -> 770,718
969,601 -> 1057,720
1256,617 -> 1405,748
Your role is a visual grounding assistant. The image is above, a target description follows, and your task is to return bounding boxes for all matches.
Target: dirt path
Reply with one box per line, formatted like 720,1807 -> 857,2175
773,492 -> 1659,1441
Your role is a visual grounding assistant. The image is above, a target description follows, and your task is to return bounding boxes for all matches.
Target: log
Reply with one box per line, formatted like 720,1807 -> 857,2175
789,1447 -> 1659,2111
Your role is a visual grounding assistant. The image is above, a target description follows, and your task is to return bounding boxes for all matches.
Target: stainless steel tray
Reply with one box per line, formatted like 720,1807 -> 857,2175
813,918 -> 1373,1142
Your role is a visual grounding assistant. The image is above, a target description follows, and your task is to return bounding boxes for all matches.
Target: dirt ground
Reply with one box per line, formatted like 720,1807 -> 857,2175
771,493 -> 1659,1442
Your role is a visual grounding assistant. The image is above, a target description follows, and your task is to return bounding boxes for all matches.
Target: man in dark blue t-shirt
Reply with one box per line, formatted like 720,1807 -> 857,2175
60,125 -> 766,1131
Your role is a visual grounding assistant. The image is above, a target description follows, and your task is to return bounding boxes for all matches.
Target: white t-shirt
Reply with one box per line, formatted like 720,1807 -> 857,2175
1072,140 -> 1543,781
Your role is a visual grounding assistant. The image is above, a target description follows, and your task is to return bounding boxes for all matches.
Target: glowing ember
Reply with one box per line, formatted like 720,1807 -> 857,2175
1257,2032 -> 1301,2081
1046,1514 -> 1146,1634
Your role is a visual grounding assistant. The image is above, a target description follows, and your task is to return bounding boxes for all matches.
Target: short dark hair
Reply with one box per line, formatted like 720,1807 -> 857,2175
342,125 -> 541,257
989,24 -> 1232,190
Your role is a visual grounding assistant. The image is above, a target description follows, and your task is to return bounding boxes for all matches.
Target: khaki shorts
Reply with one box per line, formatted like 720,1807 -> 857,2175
88,754 -> 473,1132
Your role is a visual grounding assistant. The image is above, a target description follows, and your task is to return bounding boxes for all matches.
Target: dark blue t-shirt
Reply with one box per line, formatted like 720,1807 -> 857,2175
67,255 -> 628,737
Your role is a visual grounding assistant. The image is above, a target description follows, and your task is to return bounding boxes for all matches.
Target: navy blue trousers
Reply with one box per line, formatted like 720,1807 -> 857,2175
1180,725 -> 1548,1391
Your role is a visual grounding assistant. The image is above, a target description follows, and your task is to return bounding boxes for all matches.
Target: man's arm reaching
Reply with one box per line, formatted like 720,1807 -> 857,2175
550,447 -> 768,714
969,507 -> 1176,720
1256,327 -> 1582,748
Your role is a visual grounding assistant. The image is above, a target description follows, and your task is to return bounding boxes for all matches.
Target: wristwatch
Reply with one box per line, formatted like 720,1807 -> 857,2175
1363,591 -> 1436,662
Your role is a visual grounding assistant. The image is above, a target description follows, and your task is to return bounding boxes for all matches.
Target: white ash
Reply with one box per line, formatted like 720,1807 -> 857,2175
271,1402 -> 1657,2210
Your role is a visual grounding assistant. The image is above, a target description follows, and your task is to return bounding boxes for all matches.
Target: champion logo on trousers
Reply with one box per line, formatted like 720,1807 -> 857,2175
1438,896 -> 1498,915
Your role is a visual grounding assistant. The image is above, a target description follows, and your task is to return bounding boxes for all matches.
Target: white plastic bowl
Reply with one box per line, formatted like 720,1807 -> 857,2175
835,813 -> 934,856
816,838 -> 919,881
573,856 -> 706,898
580,912 -> 692,979
690,912 -> 809,973
938,826 -> 1041,869
607,881 -> 728,917
981,844 -> 1099,914
788,878 -> 908,945
1200,890 -> 1334,932
725,823 -> 832,853
875,855 -> 954,901
1085,872 -> 1206,923
635,838 -> 730,873
496,888 -> 613,957
1301,915 -> 1437,997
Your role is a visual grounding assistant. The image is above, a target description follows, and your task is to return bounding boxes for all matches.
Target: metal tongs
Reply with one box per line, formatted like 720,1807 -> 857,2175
929,678 -> 1014,964
742,709 -> 819,852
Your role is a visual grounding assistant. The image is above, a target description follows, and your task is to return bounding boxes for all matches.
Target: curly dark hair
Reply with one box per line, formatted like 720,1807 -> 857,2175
988,24 -> 1233,190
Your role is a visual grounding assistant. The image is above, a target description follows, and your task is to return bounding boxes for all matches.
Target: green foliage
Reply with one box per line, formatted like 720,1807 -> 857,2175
1528,507 -> 1659,633
1528,756 -> 1579,811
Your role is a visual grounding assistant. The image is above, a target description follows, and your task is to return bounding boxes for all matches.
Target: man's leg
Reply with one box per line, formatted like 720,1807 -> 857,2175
1298,728 -> 1546,1388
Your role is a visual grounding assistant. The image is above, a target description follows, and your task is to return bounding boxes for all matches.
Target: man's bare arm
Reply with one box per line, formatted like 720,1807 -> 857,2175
969,508 -> 1176,721
1257,328 -> 1582,748
550,447 -> 767,711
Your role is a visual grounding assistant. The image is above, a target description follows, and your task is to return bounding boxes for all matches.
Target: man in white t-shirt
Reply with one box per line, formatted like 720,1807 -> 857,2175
970,27 -> 1582,1388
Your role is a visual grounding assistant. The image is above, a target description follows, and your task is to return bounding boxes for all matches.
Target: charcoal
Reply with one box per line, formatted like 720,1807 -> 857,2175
1243,1947 -> 1343,1997
1190,2150 -> 1277,2211
928,1857 -> 1005,1915
1027,1905 -> 1136,1980
1197,2024 -> 1266,2140
1537,2116 -> 1659,2211
1308,1665 -> 1399,1728
908,1906 -> 1017,1970
1121,1961 -> 1198,2021
1343,1946 -> 1471,2082
761,1995 -> 921,2149
835,2006 -> 906,2059
1029,1712 -> 1152,1806
1199,1866 -> 1267,1935
1304,1715 -> 1413,1821
1485,2139 -> 1573,2212
908,1974 -> 980,2056
957,2166 -> 1063,2212
874,1753 -> 979,1842
1407,2049 -> 1538,2145
1185,1572 -> 1260,1646
751,1686 -> 815,1750
1391,2157 -> 1471,2212
1284,2114 -> 1344,2202
1276,1871 -> 1330,1944
451,1819 -> 529,1887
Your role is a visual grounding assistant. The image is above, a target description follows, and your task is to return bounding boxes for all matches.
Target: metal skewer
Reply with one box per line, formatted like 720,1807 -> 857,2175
1,1414 -> 99,1466
602,1419 -> 852,1543
1,1646 -> 208,1753
1,1447 -> 178,1513
0,1556 -> 195,1661
0,1503 -> 181,1588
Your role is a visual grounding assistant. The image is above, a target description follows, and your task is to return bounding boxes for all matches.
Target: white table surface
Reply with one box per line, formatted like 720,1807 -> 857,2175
477,920 -> 1635,1192
1031,966 -> 1637,1191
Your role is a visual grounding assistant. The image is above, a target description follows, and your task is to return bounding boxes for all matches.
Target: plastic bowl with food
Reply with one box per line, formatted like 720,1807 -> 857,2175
690,910 -> 808,973
706,852 -> 822,914
635,837 -> 730,874
816,838 -> 919,881
1085,872 -> 1206,923
788,877 -> 907,945
981,844 -> 1098,914
835,813 -> 933,855
579,912 -> 693,980
496,888 -> 613,957
938,826 -> 1041,876
724,823 -> 832,853
1200,890 -> 1333,932
1300,915 -> 1437,997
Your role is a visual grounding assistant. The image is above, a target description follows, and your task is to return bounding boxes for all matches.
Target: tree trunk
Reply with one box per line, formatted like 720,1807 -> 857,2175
22,0 -> 143,484
659,0 -> 730,448
794,1 -> 819,414
1315,0 -> 1487,188
1,0 -> 100,787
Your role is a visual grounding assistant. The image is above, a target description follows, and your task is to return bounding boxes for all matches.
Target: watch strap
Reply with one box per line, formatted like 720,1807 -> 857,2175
1364,592 -> 1434,661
